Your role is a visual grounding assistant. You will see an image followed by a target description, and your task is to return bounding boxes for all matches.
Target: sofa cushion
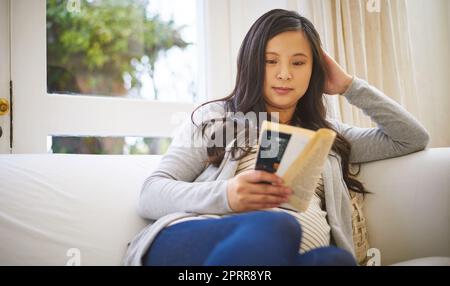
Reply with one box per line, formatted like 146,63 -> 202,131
390,257 -> 450,266
0,154 -> 161,265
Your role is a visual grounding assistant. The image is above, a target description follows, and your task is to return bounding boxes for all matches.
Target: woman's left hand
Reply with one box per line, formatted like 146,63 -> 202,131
322,50 -> 353,95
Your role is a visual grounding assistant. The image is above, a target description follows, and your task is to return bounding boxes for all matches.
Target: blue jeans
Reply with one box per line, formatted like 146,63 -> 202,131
143,211 -> 356,266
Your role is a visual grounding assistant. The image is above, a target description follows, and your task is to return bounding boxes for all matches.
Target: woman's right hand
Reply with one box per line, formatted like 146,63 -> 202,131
226,170 -> 293,212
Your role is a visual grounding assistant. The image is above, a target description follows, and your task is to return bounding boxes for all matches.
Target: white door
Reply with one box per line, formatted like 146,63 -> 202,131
10,0 -> 202,154
0,0 -> 11,154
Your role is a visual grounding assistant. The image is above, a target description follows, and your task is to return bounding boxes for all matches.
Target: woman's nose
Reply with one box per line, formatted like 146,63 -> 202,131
276,65 -> 292,80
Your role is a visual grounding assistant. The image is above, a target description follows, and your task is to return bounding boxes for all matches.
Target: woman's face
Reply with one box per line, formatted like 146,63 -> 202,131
263,30 -> 313,113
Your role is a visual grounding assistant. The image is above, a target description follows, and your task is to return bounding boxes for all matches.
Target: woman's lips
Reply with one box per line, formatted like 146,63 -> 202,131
272,87 -> 294,95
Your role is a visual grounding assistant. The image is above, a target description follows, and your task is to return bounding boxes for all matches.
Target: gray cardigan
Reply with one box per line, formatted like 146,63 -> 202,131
122,77 -> 430,266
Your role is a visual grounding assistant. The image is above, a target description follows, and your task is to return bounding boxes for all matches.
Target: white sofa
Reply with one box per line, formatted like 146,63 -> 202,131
0,149 -> 449,266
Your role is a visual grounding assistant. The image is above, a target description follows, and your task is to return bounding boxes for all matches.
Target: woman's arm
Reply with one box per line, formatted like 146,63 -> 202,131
322,50 -> 429,164
137,104 -> 232,220
330,77 -> 430,164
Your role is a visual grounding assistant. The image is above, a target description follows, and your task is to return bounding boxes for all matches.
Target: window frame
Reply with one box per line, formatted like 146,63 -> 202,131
10,0 -> 205,153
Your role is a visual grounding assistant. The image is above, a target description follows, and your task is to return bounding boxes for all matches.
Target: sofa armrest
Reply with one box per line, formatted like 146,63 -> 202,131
357,148 -> 450,265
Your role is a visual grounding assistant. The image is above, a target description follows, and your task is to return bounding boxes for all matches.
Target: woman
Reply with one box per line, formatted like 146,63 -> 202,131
123,9 -> 429,266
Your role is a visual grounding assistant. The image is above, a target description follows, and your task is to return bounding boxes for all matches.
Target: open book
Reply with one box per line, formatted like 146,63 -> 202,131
254,120 -> 337,212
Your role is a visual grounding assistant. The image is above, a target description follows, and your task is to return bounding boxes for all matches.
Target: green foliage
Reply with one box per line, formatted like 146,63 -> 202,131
47,0 -> 190,95
50,136 -> 171,155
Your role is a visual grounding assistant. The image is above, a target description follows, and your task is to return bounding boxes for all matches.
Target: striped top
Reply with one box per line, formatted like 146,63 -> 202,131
234,146 -> 331,253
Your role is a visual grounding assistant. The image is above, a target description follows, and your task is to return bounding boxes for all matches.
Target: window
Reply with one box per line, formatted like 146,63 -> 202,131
11,0 -> 201,154
46,0 -> 201,103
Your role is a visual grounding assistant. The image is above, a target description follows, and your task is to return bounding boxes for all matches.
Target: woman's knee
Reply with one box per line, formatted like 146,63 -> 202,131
242,211 -> 302,239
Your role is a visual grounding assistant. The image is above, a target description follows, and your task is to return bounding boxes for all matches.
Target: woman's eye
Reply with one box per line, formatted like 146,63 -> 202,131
293,62 -> 305,66
265,60 -> 277,64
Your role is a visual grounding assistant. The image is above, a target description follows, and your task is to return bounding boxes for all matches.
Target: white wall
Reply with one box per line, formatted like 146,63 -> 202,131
407,0 -> 450,147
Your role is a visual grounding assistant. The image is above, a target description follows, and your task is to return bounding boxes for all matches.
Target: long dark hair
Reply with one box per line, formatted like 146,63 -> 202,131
191,9 -> 368,194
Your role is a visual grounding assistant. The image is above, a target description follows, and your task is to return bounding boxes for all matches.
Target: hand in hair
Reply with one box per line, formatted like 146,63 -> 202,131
322,50 -> 354,95
226,170 -> 293,212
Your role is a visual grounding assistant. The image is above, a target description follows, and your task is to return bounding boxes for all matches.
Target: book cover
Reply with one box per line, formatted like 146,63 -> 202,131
254,120 -> 337,212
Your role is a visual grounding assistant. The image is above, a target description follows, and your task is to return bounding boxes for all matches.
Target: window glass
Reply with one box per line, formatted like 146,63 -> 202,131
47,0 -> 200,102
48,135 -> 172,154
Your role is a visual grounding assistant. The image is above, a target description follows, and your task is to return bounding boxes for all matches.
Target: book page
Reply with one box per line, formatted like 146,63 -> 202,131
275,133 -> 310,177
283,129 -> 336,211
